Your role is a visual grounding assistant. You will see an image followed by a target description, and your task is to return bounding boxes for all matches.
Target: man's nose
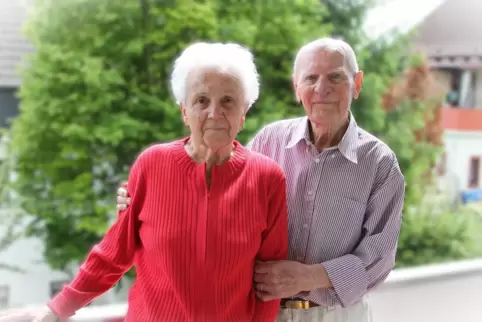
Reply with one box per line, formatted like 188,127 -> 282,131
314,78 -> 331,96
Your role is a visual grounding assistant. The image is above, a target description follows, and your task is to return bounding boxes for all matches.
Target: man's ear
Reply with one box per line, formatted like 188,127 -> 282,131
353,71 -> 364,99
292,75 -> 301,103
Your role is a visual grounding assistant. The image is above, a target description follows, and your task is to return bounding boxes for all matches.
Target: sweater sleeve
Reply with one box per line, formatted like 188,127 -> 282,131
48,155 -> 147,321
253,167 -> 289,322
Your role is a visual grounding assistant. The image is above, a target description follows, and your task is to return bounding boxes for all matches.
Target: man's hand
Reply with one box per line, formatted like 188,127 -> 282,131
116,181 -> 130,211
254,260 -> 332,301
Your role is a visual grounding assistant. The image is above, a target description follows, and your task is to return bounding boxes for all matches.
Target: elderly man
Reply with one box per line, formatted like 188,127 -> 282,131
117,37 -> 405,322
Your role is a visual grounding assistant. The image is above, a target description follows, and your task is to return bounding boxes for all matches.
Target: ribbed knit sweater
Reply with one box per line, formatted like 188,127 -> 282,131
48,138 -> 289,322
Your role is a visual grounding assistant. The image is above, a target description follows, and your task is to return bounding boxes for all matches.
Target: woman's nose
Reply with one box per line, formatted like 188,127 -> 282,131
208,104 -> 222,119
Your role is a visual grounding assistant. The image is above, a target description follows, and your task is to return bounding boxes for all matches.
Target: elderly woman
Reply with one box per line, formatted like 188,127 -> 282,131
3,42 -> 288,322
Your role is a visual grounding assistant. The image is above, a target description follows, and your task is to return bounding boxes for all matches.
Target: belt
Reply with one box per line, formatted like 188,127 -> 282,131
280,298 -> 320,309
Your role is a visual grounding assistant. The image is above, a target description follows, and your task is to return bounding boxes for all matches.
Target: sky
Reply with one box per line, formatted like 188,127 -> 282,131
364,0 -> 446,39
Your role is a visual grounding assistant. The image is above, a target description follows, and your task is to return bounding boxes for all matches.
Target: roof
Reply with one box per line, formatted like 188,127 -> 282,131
0,0 -> 33,87
414,0 -> 482,67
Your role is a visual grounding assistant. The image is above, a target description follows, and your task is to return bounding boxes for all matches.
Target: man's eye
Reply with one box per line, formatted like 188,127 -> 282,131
305,75 -> 317,82
330,73 -> 341,79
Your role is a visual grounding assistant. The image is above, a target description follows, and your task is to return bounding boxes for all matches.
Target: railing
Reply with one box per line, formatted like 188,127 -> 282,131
441,107 -> 482,131
65,258 -> 482,322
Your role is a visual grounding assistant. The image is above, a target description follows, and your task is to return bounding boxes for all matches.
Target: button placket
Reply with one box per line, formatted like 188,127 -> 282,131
299,155 -> 325,261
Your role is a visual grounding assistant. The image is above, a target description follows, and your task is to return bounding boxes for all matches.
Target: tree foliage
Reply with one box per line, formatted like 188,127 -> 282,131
10,0 -> 452,272
379,55 -> 443,207
11,0 -> 330,270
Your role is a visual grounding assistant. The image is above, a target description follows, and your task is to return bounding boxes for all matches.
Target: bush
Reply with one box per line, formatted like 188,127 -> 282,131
396,193 -> 482,268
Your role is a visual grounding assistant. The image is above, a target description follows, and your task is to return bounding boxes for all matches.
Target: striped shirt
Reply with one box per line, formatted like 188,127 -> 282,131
247,115 -> 405,308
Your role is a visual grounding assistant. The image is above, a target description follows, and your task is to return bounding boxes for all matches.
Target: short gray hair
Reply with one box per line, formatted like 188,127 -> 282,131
171,42 -> 260,109
293,38 -> 359,78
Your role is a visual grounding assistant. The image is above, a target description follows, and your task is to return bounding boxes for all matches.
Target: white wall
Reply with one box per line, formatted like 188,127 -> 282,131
370,259 -> 482,322
443,130 -> 482,192
0,233 -> 71,308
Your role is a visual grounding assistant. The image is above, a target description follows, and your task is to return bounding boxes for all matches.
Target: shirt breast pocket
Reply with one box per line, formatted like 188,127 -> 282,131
324,195 -> 367,251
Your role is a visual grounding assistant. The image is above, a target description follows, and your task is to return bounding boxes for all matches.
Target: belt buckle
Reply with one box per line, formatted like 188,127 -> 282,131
284,299 -> 310,309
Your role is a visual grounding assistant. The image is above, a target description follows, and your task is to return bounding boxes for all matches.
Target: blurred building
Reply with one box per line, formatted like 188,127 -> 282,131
0,1 -> 28,129
414,0 -> 482,204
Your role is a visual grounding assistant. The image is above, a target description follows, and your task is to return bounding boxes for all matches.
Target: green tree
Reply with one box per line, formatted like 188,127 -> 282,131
11,0 -> 331,270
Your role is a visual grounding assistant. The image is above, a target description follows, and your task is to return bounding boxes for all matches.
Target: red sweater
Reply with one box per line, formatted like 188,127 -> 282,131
48,138 -> 288,322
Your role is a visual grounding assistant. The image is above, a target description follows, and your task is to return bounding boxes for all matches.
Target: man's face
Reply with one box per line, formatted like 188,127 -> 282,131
293,49 -> 363,134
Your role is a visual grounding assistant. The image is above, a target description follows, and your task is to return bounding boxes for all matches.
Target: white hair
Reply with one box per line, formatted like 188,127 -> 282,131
171,42 -> 260,109
293,38 -> 359,78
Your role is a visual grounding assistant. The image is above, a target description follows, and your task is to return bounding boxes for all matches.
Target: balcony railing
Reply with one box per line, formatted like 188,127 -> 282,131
441,107 -> 482,131
63,259 -> 482,322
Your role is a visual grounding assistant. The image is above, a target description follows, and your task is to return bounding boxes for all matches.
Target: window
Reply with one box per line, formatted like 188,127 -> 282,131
468,157 -> 480,188
0,285 -> 9,309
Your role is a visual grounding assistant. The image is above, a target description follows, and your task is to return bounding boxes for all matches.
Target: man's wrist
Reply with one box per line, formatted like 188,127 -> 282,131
305,263 -> 332,290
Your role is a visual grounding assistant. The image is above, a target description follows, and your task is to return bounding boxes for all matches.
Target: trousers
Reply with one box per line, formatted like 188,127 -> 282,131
275,296 -> 372,322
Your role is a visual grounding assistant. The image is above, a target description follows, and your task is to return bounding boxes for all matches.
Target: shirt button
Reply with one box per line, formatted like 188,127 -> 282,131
307,191 -> 313,196
331,155 -> 336,158
303,224 -> 309,229
314,158 -> 320,163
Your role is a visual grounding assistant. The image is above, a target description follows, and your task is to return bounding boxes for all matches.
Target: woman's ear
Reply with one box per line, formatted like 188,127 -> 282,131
180,103 -> 188,125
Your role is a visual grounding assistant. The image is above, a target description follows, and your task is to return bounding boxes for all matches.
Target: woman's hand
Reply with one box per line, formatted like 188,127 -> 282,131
0,306 -> 57,322
116,180 -> 130,211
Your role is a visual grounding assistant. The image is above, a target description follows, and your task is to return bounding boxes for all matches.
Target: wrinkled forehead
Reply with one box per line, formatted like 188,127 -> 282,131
187,68 -> 243,96
297,49 -> 349,77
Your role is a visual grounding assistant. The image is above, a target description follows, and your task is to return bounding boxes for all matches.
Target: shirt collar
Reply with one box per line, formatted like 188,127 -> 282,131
286,113 -> 359,164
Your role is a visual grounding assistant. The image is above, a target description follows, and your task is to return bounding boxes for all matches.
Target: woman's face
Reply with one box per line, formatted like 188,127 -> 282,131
181,69 -> 247,150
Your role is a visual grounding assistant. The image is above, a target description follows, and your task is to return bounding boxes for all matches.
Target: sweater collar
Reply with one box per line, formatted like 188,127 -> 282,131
171,137 -> 248,177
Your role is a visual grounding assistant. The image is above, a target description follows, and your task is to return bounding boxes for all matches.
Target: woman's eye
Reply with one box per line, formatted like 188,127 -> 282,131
197,97 -> 208,105
222,96 -> 233,104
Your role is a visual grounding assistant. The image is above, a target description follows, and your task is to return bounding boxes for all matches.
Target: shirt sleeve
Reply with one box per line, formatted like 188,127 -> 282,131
48,155 -> 147,321
253,167 -> 289,321
321,156 -> 405,307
